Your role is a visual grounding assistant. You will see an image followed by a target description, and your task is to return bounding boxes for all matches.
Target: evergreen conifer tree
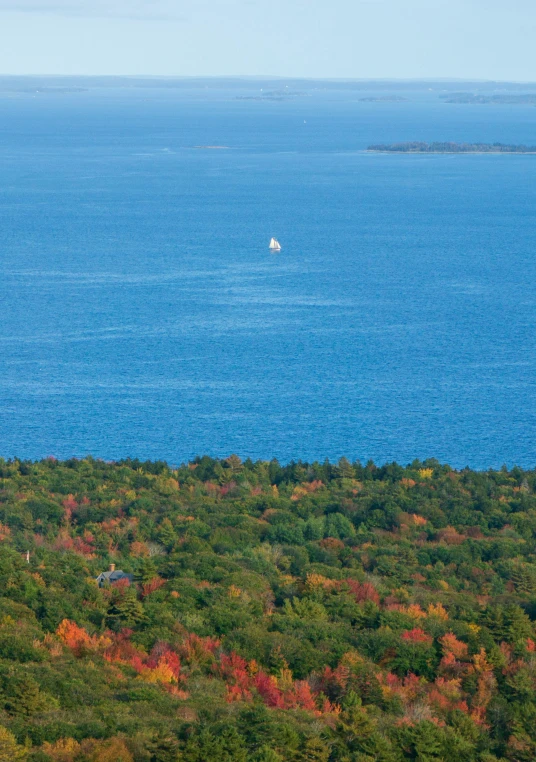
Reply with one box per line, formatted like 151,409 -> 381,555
147,732 -> 181,762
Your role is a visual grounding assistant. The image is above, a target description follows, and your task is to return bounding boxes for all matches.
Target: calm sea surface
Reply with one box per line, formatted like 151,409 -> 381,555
1,86 -> 536,468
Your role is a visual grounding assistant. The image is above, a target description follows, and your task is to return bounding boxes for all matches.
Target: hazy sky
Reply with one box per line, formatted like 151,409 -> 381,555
0,0 -> 534,80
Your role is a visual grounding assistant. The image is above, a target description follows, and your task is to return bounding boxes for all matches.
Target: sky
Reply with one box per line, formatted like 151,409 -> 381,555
0,0 -> 534,80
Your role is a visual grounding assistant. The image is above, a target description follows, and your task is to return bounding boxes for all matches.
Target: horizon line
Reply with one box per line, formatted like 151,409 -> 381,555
1,74 -> 536,85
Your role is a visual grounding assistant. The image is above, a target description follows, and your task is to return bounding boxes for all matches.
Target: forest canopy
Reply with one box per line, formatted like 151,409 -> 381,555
0,456 -> 536,760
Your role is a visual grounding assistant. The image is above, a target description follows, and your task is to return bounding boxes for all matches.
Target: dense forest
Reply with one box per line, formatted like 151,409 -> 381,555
1,457 -> 536,760
367,142 -> 536,154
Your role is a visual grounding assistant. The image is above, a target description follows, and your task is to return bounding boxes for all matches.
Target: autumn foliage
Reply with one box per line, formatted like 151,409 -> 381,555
2,456 -> 536,761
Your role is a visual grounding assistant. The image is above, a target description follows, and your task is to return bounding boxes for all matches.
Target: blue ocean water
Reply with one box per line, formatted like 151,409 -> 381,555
1,86 -> 536,468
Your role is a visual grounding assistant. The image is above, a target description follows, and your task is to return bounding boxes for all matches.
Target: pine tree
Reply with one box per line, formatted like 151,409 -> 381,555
336,705 -> 376,752
3,674 -> 51,717
183,728 -> 247,762
238,703 -> 275,750
396,720 -> 444,762
158,518 -> 177,550
147,732 -> 181,762
107,587 -> 146,629
299,737 -> 330,762
337,457 -> 355,479
251,747 -> 283,762
511,564 -> 536,595
135,558 -> 158,584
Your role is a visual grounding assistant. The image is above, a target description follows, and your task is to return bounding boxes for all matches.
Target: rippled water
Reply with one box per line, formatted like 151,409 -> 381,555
1,87 -> 536,467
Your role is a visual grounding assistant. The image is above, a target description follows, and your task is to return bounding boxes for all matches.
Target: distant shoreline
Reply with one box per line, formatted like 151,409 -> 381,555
441,92 -> 536,105
368,149 -> 536,155
367,141 -> 536,154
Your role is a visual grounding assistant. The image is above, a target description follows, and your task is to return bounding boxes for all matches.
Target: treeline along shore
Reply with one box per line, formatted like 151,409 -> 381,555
368,141 -> 536,153
440,93 -> 536,104
1,455 -> 536,760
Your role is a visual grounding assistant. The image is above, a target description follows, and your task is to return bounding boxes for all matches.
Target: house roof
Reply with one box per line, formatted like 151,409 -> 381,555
96,570 -> 133,585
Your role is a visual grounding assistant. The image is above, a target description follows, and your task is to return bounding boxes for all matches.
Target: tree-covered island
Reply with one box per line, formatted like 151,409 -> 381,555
359,96 -> 409,102
368,141 -> 536,154
2,455 -> 536,760
440,93 -> 536,105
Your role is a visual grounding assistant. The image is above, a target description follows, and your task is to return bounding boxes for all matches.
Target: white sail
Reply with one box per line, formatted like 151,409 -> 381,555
269,238 -> 281,251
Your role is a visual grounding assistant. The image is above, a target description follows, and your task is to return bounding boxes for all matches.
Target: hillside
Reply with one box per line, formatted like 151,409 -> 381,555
0,456 -> 536,760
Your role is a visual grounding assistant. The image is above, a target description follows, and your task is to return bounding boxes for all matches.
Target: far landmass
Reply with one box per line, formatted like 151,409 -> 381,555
359,96 -> 409,102
236,90 -> 309,102
368,141 -> 536,154
2,76 -> 536,96
441,92 -> 536,104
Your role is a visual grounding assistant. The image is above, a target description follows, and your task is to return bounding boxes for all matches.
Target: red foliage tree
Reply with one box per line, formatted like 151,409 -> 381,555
254,671 -> 284,708
345,580 -> 380,605
401,628 -> 433,645
62,494 -> 78,521
141,577 -> 166,598
179,633 -> 220,663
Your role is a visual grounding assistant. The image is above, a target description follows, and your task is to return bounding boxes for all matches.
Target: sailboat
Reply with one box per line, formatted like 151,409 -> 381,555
269,237 -> 282,252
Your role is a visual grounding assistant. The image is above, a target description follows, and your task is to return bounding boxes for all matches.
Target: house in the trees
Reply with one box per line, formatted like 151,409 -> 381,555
96,563 -> 134,587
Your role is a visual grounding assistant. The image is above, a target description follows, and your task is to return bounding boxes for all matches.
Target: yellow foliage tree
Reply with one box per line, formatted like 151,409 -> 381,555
0,726 -> 28,762
80,737 -> 134,762
277,667 -> 294,691
138,658 -> 175,685
427,602 -> 449,621
305,573 -> 336,592
41,737 -> 80,761
418,468 -> 434,480
406,604 -> 427,620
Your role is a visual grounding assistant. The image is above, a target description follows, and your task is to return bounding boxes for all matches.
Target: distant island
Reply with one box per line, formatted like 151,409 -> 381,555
359,96 -> 409,102
236,90 -> 309,102
368,141 -> 536,154
441,93 -> 536,105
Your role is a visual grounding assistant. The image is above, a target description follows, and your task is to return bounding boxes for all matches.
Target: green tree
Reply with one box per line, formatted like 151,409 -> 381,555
106,588 -> 146,629
147,733 -> 181,762
396,721 -> 444,761
335,704 -> 375,753
1,673 -> 53,717
250,747 -> 283,762
158,519 -> 177,550
135,558 -> 158,584
183,728 -> 247,762
299,737 -> 330,762
238,704 -> 275,751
